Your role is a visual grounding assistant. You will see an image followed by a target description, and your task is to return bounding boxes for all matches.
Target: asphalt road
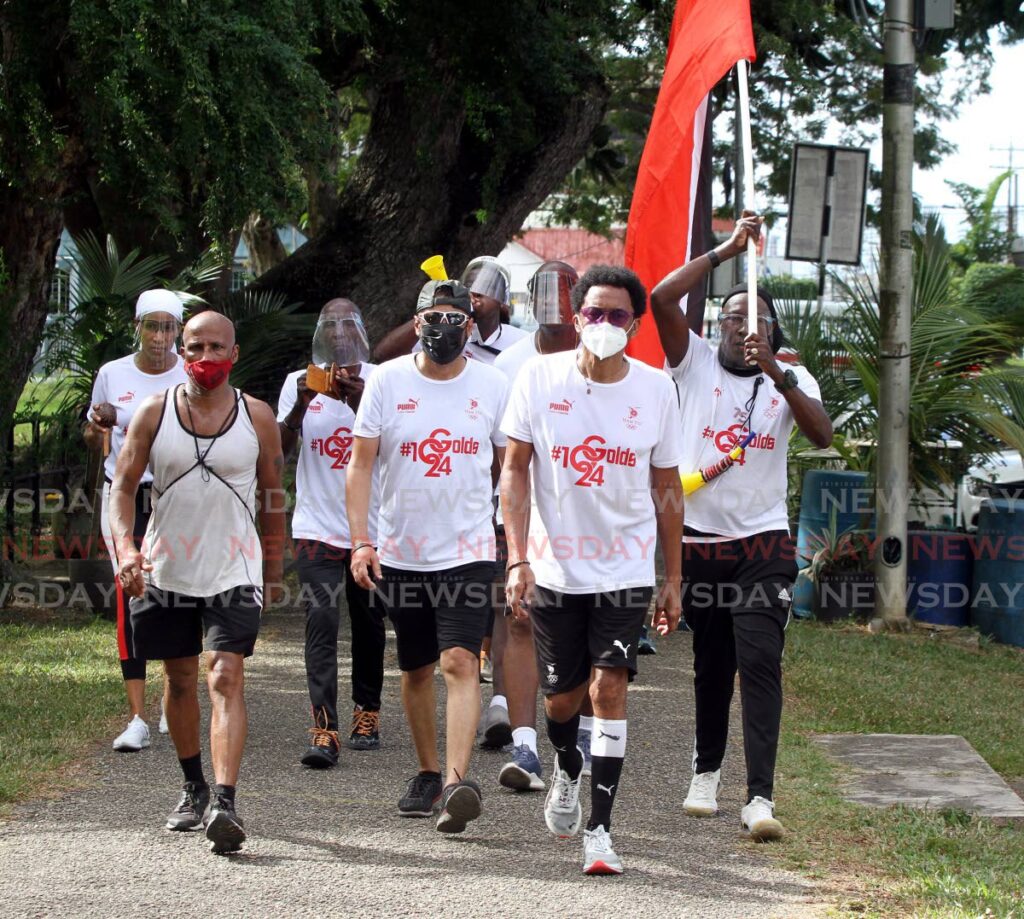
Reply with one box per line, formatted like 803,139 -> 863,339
0,607 -> 827,918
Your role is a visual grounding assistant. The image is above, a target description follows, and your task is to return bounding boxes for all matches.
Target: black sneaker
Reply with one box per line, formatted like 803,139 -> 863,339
398,772 -> 443,817
165,781 -> 210,831
348,707 -> 381,751
436,779 -> 483,834
301,725 -> 340,769
204,793 -> 246,854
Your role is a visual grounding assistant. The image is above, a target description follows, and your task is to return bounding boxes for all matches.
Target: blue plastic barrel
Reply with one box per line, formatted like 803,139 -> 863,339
970,499 -> 1024,647
907,531 -> 973,627
794,470 -> 873,617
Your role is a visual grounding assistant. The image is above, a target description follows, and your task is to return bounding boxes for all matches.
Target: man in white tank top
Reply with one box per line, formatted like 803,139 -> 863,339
109,310 -> 285,855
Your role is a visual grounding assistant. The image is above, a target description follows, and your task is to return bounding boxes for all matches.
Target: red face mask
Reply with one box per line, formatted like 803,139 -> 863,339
185,358 -> 233,391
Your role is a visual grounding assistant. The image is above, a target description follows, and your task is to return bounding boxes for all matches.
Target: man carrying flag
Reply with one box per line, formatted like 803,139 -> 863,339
649,217 -> 832,840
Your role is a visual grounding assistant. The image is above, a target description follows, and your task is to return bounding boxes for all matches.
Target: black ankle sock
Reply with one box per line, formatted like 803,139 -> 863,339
212,783 -> 235,802
419,770 -> 442,779
179,754 -> 205,786
587,754 -> 625,831
545,713 -> 582,778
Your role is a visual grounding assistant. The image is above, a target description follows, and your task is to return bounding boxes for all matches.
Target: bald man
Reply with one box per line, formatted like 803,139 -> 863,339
110,309 -> 285,855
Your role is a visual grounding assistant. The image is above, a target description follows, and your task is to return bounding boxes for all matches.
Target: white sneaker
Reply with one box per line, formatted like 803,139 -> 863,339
741,795 -> 785,841
583,824 -> 623,875
112,715 -> 151,752
683,769 -> 720,816
158,701 -> 169,735
544,749 -> 583,838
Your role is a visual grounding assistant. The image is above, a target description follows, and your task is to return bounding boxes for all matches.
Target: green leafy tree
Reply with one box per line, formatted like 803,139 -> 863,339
948,171 -> 1014,271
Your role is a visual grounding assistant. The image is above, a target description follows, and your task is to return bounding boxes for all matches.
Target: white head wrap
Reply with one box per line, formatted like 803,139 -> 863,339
135,289 -> 185,322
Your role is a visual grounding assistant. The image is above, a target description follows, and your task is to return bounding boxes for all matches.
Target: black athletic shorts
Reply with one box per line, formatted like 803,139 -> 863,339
129,584 -> 263,660
530,585 -> 654,696
372,562 -> 495,672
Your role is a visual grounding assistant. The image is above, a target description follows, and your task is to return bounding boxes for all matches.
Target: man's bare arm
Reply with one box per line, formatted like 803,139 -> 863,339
248,397 -> 286,604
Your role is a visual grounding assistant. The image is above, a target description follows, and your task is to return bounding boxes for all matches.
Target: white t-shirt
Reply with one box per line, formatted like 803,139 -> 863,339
353,355 -> 509,571
277,364 -> 379,549
493,333 -> 540,382
412,321 -> 528,365
501,351 -> 684,594
670,330 -> 822,538
90,353 -> 188,482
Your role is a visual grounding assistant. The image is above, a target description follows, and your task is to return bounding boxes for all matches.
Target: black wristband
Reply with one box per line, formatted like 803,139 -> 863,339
283,418 -> 302,432
352,542 -> 376,554
506,560 -> 531,572
706,250 -> 721,269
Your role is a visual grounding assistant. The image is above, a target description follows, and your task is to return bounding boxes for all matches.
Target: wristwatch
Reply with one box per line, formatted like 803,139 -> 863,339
775,369 -> 799,392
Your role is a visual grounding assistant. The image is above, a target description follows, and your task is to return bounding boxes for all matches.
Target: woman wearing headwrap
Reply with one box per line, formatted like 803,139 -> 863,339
84,289 -> 188,752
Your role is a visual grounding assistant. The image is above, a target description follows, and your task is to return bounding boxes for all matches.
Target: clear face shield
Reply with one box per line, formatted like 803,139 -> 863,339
312,314 -> 370,368
463,259 -> 510,306
529,270 -> 576,325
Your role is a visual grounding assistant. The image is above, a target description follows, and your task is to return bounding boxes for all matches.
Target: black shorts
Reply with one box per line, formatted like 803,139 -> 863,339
129,585 -> 263,660
530,585 -> 653,696
372,562 -> 495,672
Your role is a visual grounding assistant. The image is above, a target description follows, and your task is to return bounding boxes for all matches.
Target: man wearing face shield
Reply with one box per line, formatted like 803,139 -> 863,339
500,265 -> 684,874
85,289 -> 189,753
347,280 -> 510,835
492,260 -> 595,793
371,256 -> 525,364
277,299 -> 386,768
649,213 -> 832,843
460,257 -> 527,363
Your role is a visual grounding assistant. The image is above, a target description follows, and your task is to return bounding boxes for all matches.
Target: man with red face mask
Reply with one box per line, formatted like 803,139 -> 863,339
109,310 -> 285,855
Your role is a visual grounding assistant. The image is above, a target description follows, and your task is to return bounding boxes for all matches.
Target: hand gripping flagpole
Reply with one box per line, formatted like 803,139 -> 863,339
735,58 -> 758,334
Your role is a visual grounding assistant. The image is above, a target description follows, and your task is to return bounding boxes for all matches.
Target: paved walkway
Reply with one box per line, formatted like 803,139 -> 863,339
0,608 -> 826,917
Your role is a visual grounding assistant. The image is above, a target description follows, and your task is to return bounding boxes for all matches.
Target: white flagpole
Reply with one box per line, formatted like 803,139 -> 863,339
735,58 -> 758,334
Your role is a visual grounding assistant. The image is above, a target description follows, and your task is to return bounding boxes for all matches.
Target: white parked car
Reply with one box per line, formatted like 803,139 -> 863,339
956,449 -> 1024,531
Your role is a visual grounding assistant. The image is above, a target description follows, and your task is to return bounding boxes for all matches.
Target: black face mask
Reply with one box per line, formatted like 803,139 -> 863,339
420,323 -> 466,365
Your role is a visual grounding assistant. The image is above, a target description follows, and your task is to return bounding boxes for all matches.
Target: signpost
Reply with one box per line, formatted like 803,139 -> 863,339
785,143 -> 869,307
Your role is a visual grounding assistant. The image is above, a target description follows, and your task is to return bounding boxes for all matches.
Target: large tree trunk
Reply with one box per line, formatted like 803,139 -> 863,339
255,76 -> 608,344
241,214 -> 289,278
0,178 -> 76,486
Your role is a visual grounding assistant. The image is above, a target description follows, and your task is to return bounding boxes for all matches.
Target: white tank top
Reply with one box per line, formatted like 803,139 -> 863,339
143,386 -> 262,597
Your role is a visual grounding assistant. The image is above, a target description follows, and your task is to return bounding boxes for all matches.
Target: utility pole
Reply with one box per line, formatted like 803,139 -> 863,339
875,0 -> 915,630
991,143 -> 1020,240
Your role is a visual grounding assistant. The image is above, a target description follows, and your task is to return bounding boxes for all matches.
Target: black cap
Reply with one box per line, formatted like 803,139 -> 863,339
416,280 -> 472,315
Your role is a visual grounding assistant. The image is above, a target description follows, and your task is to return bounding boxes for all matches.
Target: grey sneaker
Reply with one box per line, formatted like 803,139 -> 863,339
205,794 -> 246,854
165,782 -> 210,831
436,779 -> 483,834
544,750 -> 583,838
479,703 -> 512,750
583,824 -> 623,875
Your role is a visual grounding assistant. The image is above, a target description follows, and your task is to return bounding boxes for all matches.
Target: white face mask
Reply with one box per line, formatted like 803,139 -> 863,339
580,321 -> 629,360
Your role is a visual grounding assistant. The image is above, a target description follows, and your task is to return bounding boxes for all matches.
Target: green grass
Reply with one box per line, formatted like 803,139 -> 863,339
13,376 -> 69,448
776,622 -> 1024,917
0,608 -> 156,807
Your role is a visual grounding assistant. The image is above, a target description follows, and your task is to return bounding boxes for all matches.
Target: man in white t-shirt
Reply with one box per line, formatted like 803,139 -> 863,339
650,212 -> 833,842
278,298 -> 385,769
347,280 -> 510,835
493,260 -> 593,793
501,264 -> 684,875
85,289 -> 188,752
